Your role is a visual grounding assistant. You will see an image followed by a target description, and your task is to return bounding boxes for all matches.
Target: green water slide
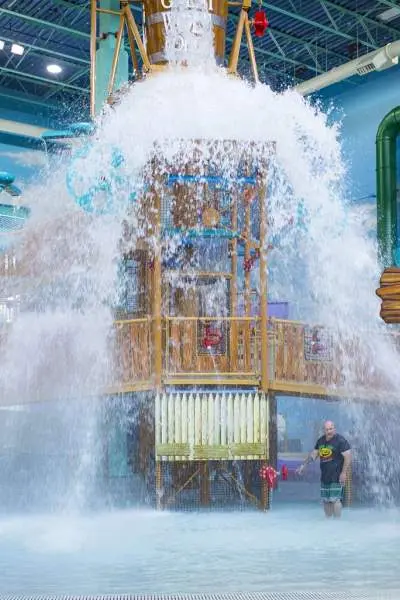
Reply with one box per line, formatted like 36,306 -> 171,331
376,106 -> 400,267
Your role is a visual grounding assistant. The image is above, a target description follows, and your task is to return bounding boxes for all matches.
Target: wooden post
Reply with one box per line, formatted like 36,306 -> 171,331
156,461 -> 163,510
260,463 -> 269,511
259,177 -> 269,392
268,392 -> 277,470
244,193 -> 251,371
90,0 -> 97,118
152,175 -> 163,389
343,463 -> 352,507
200,462 -> 210,506
230,196 -> 238,372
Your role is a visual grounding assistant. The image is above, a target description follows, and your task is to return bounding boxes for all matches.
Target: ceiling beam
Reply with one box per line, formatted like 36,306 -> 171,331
225,16 -> 326,73
269,28 -> 349,62
378,0 -> 400,9
0,8 -> 90,39
0,35 -> 89,66
52,0 -> 90,9
42,67 -> 89,101
0,90 -> 59,110
0,66 -> 89,93
322,0 -> 400,38
262,2 -> 377,50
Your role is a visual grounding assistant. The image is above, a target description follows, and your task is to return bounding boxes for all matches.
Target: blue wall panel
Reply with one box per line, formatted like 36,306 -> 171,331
320,65 -> 400,203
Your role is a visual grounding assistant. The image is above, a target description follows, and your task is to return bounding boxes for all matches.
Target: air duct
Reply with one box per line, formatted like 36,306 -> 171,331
295,40 -> 400,96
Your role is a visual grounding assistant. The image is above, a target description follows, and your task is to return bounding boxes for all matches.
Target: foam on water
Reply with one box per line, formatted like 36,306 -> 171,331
0,507 -> 399,594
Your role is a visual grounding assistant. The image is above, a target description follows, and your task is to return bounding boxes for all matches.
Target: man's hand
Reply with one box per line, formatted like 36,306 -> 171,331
296,464 -> 305,476
339,471 -> 347,485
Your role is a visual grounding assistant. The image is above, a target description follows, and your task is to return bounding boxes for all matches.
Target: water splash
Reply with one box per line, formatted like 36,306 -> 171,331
164,0 -> 216,69
0,32 -> 399,511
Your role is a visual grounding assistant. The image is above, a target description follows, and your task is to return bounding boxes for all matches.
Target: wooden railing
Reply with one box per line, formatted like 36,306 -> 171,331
269,319 -> 342,391
164,316 -> 260,384
1,313 -> 396,398
110,317 -> 153,390
268,319 -> 400,397
110,316 -> 400,397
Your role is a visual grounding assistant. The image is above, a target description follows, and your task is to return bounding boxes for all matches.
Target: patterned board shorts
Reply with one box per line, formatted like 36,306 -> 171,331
320,483 -> 344,503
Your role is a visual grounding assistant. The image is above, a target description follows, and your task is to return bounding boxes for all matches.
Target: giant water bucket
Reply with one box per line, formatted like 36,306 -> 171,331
143,0 -> 227,66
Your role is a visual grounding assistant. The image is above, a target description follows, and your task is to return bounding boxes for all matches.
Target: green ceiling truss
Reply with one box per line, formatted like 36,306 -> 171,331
0,1 -> 400,113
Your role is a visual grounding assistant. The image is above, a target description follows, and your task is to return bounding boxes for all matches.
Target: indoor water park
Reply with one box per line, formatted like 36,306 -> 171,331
0,0 -> 400,598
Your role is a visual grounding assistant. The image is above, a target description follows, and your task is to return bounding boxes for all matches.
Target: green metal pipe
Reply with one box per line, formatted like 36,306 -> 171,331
376,106 -> 400,266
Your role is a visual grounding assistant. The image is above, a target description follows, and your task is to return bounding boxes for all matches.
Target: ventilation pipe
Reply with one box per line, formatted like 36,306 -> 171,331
295,40 -> 400,96
376,107 -> 400,267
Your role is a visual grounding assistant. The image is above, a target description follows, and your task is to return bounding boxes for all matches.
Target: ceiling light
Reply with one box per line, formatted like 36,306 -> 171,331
377,7 -> 400,22
46,64 -> 62,74
11,43 -> 24,55
0,41 -> 4,50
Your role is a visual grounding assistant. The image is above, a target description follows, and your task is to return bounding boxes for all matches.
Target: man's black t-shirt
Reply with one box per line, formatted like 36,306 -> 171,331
314,434 -> 351,484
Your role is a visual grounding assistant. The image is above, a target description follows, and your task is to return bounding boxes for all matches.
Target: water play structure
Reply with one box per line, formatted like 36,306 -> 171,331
0,0 -> 399,514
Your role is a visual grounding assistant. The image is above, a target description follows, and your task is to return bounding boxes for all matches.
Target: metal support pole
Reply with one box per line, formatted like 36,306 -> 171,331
90,0 -> 97,118
244,12 -> 259,83
107,13 -> 126,99
227,8 -> 246,74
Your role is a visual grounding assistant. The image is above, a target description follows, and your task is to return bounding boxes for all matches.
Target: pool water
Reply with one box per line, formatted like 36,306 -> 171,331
0,505 -> 398,595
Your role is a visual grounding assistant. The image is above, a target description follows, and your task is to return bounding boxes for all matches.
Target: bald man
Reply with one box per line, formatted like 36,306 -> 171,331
297,421 -> 351,518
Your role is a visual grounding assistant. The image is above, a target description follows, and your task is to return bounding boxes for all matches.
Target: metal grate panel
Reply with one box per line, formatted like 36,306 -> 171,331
0,592 -> 398,600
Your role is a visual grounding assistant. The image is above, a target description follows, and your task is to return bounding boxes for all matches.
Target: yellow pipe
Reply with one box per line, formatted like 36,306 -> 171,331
126,21 -> 140,76
97,7 -> 121,15
123,3 -> 151,71
107,12 -> 125,99
228,8 -> 246,74
244,12 -> 259,83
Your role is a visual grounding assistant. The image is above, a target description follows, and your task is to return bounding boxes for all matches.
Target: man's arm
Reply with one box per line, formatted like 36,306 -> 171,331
297,449 -> 319,474
339,449 -> 351,484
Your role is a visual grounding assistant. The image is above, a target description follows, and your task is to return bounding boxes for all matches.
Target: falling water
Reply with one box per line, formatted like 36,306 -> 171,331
0,0 -> 399,593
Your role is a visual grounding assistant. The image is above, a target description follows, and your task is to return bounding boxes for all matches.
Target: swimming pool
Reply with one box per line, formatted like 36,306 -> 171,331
0,505 -> 398,596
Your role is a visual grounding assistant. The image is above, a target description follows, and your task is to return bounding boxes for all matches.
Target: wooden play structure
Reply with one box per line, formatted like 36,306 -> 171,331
1,0 -> 397,511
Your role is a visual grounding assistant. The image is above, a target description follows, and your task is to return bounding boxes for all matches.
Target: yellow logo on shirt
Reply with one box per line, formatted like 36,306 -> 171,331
319,446 -> 333,459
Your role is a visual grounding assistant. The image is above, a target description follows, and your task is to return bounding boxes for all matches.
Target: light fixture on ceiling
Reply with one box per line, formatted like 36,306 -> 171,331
0,40 -> 4,50
46,64 -> 62,75
377,7 -> 400,22
11,43 -> 24,55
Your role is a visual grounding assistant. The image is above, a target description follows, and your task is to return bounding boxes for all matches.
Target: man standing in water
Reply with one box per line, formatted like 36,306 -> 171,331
297,421 -> 351,518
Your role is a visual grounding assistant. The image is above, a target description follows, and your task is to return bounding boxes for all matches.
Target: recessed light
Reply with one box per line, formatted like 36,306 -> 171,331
11,43 -> 24,55
47,64 -> 62,74
0,41 -> 4,50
